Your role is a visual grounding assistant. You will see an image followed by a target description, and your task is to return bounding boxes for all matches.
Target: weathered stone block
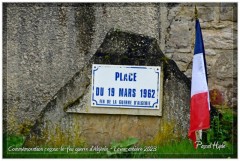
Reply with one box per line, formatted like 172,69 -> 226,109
220,3 -> 237,22
209,50 -> 237,107
197,5 -> 215,22
168,22 -> 192,49
203,29 -> 236,50
24,29 -> 191,147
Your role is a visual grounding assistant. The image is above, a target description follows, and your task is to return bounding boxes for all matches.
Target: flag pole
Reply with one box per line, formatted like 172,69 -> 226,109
194,5 -> 203,142
195,5 -> 198,20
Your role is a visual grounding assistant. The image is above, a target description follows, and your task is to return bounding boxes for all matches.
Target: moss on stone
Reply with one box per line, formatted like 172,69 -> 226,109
160,56 -> 170,65
104,55 -> 110,61
7,106 -> 34,136
25,121 -> 86,148
145,121 -> 180,146
19,120 -> 33,136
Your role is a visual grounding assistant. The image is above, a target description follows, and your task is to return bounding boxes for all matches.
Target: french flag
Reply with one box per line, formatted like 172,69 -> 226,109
188,19 -> 210,148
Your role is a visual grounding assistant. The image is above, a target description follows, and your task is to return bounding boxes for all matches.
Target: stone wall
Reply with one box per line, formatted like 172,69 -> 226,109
161,3 -> 237,108
3,3 -> 237,135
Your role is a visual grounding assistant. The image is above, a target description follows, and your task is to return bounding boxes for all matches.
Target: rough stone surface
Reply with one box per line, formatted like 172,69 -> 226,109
220,3 -> 237,22
209,51 -> 237,107
3,3 -> 237,136
4,3 -> 96,134
24,29 -> 191,147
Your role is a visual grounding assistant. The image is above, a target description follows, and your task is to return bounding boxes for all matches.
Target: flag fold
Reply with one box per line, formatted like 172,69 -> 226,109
188,19 -> 210,148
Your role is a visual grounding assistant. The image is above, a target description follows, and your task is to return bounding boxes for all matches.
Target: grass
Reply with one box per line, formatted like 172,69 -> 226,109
132,140 -> 236,158
3,135 -> 237,158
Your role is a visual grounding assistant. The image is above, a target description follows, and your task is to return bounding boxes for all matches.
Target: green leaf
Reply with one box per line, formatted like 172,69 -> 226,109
120,138 -> 139,148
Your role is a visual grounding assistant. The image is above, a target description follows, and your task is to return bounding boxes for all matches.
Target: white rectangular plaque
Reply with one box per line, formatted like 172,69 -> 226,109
91,64 -> 161,109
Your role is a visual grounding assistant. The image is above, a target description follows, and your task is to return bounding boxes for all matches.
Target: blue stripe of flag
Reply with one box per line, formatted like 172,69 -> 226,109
194,19 -> 205,55
194,19 -> 208,83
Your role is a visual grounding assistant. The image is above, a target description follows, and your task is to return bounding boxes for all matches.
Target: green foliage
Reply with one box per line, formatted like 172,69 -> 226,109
3,134 -> 25,158
204,108 -> 236,146
107,137 -> 139,157
3,135 -> 236,158
6,135 -> 25,148
132,139 -> 236,158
